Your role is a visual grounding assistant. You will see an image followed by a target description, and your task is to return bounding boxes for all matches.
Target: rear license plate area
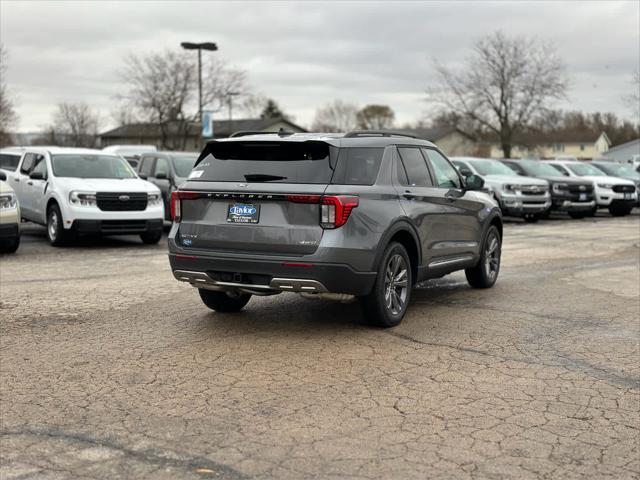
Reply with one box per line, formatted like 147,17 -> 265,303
227,203 -> 260,224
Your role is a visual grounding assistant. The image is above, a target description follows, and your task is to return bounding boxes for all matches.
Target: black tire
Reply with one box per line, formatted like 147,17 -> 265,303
47,203 -> 72,246
568,211 -> 586,219
465,225 -> 501,289
608,205 -> 632,217
140,230 -> 163,244
198,289 -> 251,312
586,206 -> 597,217
359,242 -> 412,328
0,235 -> 20,254
523,213 -> 539,223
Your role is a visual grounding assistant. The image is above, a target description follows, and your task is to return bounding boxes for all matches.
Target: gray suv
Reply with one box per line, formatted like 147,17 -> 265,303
168,131 -> 503,327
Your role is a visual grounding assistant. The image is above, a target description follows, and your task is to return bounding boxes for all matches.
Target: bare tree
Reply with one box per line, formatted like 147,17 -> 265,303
623,71 -> 640,122
237,94 -> 269,118
52,102 -> 100,147
119,49 -> 248,149
312,100 -> 359,132
0,44 -> 18,145
356,105 -> 395,130
428,31 -> 568,158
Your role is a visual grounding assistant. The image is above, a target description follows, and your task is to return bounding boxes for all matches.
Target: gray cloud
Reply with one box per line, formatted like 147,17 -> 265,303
1,0 -> 638,131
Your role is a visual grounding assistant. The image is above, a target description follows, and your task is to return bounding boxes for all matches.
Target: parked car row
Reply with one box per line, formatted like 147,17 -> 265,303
451,157 -> 637,221
0,147 -> 185,253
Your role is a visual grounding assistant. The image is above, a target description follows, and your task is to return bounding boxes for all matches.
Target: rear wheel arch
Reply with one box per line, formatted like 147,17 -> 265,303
374,221 -> 421,285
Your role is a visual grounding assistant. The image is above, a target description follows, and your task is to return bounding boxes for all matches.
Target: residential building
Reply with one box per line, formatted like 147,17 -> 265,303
99,118 -> 307,151
398,127 -> 478,156
600,138 -> 640,163
488,131 -> 610,159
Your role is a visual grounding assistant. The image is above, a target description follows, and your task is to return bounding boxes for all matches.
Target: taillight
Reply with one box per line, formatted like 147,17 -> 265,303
320,196 -> 359,229
170,191 -> 200,222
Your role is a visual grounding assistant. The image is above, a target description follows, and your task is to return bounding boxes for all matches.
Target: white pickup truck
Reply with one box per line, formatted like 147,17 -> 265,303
7,147 -> 165,246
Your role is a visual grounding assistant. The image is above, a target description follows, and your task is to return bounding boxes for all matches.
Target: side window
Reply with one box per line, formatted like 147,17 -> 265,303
31,155 -> 48,179
0,154 -> 21,171
452,160 -> 472,176
397,147 -> 432,187
154,157 -> 170,177
20,153 -> 36,175
424,149 -> 461,189
332,148 -> 384,185
504,162 -> 524,175
138,156 -> 155,177
549,164 -> 569,176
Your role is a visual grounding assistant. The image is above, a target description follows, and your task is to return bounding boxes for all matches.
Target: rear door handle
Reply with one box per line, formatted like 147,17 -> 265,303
403,190 -> 416,200
27,181 -> 33,186
13,178 -> 19,182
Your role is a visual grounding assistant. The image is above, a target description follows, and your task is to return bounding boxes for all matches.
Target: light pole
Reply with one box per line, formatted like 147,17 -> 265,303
227,91 -> 240,128
180,42 -> 218,117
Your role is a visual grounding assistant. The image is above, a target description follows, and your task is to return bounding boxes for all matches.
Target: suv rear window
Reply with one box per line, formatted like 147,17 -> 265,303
195,141 -> 333,184
0,153 -> 21,171
331,148 -> 383,185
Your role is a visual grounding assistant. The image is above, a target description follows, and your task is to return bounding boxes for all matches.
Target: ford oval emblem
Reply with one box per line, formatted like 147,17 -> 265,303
118,195 -> 130,201
579,185 -> 585,191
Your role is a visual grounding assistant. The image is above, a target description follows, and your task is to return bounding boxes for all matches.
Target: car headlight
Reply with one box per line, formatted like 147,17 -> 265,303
69,191 -> 97,207
597,183 -> 614,189
0,192 -> 17,209
552,183 -> 568,193
503,184 -> 520,192
147,193 -> 162,206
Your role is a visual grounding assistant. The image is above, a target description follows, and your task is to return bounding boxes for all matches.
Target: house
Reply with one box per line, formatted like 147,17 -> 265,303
99,117 -> 307,151
601,138 -> 640,163
488,131 -> 611,159
398,127 -> 478,156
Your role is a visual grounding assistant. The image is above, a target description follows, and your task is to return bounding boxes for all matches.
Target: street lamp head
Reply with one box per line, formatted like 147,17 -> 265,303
181,42 -> 218,51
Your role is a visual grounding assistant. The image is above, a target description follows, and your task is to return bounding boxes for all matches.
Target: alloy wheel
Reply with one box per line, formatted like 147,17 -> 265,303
484,233 -> 500,281
48,210 -> 58,241
384,254 -> 408,315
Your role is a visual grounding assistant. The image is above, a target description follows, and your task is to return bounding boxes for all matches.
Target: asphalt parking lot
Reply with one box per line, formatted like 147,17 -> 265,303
1,213 -> 639,480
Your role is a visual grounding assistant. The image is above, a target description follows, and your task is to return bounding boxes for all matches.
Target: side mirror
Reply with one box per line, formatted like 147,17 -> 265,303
465,174 -> 485,191
138,173 -> 147,179
155,172 -> 168,180
0,171 -> 6,181
29,171 -> 44,180
460,168 -> 472,177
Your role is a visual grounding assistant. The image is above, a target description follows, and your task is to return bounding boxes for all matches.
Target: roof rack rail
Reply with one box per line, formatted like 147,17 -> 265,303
229,130 -> 278,138
343,130 -> 418,139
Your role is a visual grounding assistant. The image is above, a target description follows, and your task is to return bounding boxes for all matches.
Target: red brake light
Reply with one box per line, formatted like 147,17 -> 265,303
171,191 -> 201,222
321,196 -> 359,228
287,195 -> 321,204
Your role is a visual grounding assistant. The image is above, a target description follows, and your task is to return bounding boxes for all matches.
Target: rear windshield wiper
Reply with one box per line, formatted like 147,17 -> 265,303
244,174 -> 288,182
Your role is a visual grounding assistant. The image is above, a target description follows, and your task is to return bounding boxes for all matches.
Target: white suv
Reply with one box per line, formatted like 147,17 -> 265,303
545,160 -> 637,216
7,147 -> 164,246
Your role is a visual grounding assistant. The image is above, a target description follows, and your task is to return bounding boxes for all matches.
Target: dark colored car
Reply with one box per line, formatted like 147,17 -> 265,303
137,151 -> 199,220
167,131 -> 503,327
500,159 -> 596,218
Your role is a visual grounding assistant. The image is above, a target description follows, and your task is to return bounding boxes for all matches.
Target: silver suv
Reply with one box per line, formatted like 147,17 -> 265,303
168,131 -> 503,327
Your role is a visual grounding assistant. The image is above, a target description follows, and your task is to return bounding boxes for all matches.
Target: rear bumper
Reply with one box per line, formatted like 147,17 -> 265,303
168,253 -> 377,296
71,219 -> 163,235
0,223 -> 19,240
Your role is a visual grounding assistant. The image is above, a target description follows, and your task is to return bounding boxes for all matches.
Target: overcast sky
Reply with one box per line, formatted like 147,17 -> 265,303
1,0 -> 638,132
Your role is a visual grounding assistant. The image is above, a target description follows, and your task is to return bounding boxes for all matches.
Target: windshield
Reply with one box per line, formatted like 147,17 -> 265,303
566,163 -> 606,177
52,154 -> 137,179
172,154 -> 199,177
594,163 -> 640,179
521,160 -> 564,177
468,159 -> 516,176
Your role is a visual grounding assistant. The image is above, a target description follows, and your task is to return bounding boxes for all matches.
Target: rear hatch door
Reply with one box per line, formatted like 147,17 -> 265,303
177,140 -> 335,255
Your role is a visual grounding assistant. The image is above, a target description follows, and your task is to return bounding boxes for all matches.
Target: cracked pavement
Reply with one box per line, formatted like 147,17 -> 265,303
1,214 -> 639,479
